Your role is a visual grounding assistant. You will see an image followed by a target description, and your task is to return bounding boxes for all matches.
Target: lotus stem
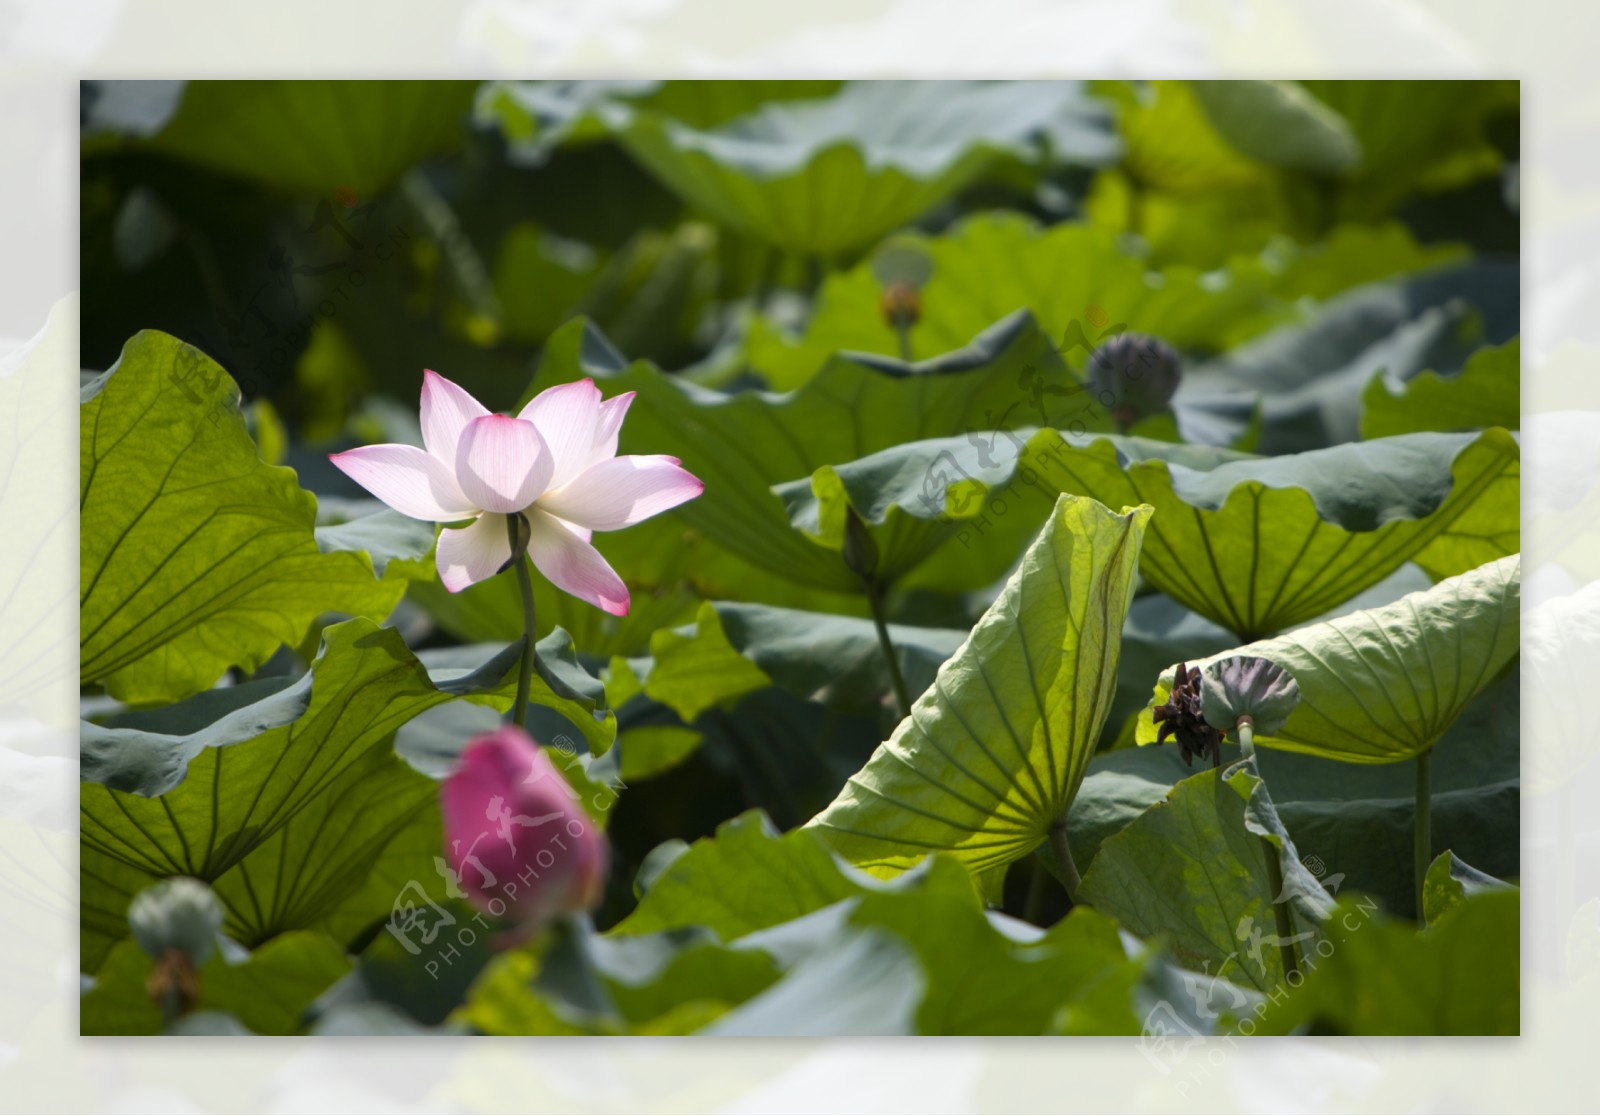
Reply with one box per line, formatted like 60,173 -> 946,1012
506,515 -> 538,731
1262,837 -> 1300,982
1238,714 -> 1255,760
894,321 -> 913,363
1048,819 -> 1081,909
1240,717 -> 1298,981
1415,745 -> 1432,926
1023,856 -> 1048,925
862,575 -> 914,721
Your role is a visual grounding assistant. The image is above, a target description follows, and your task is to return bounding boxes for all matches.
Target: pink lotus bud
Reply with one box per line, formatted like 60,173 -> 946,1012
438,725 -> 608,930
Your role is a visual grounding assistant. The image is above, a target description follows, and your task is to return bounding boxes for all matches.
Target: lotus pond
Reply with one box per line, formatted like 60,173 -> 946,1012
78,78 -> 1520,1037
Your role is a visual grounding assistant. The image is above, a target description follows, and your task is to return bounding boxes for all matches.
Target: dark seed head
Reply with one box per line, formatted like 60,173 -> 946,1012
1152,661 -> 1224,768
1087,332 -> 1182,429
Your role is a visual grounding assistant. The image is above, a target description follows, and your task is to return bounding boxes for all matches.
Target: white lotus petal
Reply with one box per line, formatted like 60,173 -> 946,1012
538,454 -> 704,531
436,513 -> 512,592
526,508 -> 629,616
420,369 -> 490,463
520,378 -> 604,489
455,414 -> 552,514
329,443 -> 474,521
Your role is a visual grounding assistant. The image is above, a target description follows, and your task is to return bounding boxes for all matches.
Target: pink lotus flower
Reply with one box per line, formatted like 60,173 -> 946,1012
439,725 -> 609,928
330,371 -> 703,613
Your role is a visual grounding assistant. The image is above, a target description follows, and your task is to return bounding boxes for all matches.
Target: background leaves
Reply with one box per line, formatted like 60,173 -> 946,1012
79,78 -> 1520,1037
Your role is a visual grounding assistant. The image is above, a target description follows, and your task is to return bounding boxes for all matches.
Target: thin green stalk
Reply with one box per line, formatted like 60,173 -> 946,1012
1262,841 -> 1300,981
894,321 -> 914,363
1241,718 -> 1298,980
506,514 -> 537,730
1023,856 -> 1048,925
862,576 -> 913,721
1048,820 -> 1081,909
1415,745 -> 1432,926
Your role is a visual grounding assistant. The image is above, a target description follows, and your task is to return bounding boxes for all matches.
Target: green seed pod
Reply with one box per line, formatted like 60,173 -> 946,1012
128,877 -> 223,966
1200,655 -> 1301,738
869,241 -> 934,291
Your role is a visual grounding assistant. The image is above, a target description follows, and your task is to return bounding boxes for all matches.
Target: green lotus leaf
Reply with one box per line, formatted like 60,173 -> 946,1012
708,879 -> 1155,1037
613,725 -> 704,784
409,509 -> 873,654
1256,890 -> 1519,1035
780,425 -> 1519,637
1078,762 -> 1334,992
1188,80 -> 1361,176
410,559 -> 699,657
1073,669 -> 1517,920
1260,222 -> 1468,304
80,746 -> 441,970
776,428 -> 1228,598
698,930 -> 923,1037
613,810 -> 976,939
81,930 -> 351,1036
647,685 -> 885,832
208,751 -> 440,949
460,921 -> 785,1037
1137,555 -> 1520,763
479,80 -> 846,161
748,213 -> 1277,389
80,618 -> 613,886
88,80 -> 477,197
311,497 -> 437,581
1096,80 -> 1273,195
81,332 -> 432,704
608,811 -> 1212,1036
805,495 -> 1151,893
1179,261 -> 1518,453
489,81 -> 1115,256
1423,851 -> 1513,926
626,600 -> 966,725
1300,80 -> 1517,220
1363,337 -> 1520,439
530,312 -> 1098,594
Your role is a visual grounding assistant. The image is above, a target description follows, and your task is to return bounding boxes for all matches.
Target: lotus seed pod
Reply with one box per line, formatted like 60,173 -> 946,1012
1086,332 -> 1183,429
1200,655 -> 1301,737
870,241 -> 934,290
128,877 -> 224,965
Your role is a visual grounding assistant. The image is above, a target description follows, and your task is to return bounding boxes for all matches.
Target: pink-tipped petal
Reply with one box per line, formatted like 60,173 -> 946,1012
436,513 -> 512,592
537,454 -> 704,531
519,379 -> 604,489
420,369 -> 490,463
584,390 -> 635,469
454,415 -> 553,514
526,509 -> 629,616
329,443 -> 474,522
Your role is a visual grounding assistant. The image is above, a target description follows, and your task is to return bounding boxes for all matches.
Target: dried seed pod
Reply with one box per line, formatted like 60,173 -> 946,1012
1151,661 -> 1224,768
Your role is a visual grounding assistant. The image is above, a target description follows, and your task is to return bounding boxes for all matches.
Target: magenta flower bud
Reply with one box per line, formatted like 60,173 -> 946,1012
439,725 -> 608,930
